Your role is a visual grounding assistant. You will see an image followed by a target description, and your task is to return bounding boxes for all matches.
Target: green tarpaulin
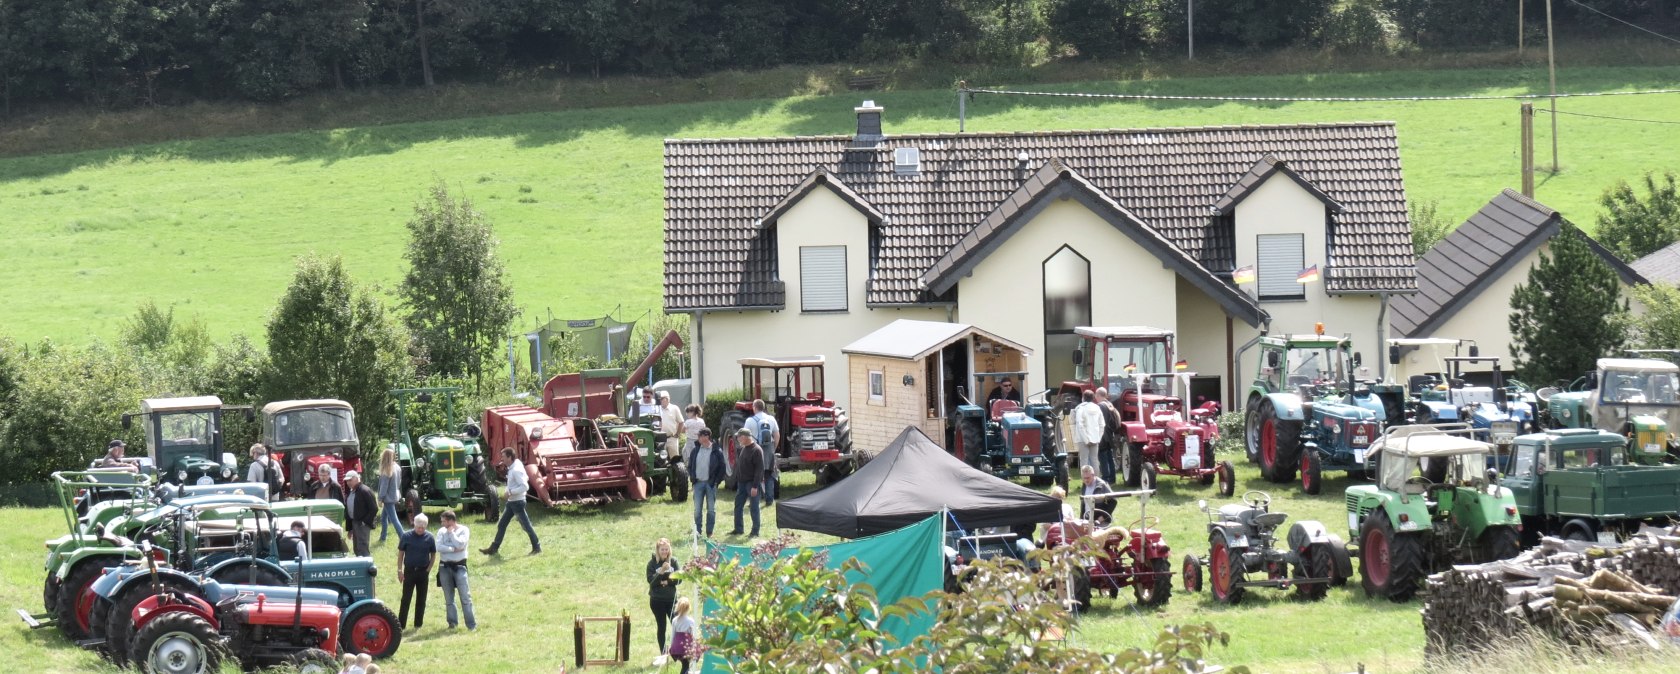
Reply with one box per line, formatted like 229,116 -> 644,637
525,313 -> 636,369
699,514 -> 944,672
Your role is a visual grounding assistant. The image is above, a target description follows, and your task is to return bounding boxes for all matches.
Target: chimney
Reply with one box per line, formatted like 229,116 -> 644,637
854,100 -> 884,145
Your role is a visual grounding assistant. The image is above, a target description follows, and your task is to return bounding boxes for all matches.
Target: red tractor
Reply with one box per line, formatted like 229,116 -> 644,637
719,356 -> 855,486
1041,488 -> 1174,610
1058,326 -> 1233,496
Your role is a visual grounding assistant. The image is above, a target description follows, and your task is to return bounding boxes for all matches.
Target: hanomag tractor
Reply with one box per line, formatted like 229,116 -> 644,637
389,387 -> 498,522
1042,488 -> 1173,610
1346,424 -> 1523,602
1244,328 -> 1387,494
952,371 -> 1067,489
124,397 -> 246,487
261,399 -> 361,498
1181,490 -> 1350,604
1538,357 -> 1680,460
1503,428 -> 1680,543
719,356 -> 856,486
1059,326 -> 1233,495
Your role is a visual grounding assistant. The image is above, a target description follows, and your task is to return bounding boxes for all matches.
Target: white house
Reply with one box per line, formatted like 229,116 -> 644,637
663,102 -> 1419,419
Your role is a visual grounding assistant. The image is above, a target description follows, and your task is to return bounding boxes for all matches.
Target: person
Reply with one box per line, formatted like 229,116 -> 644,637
339,653 -> 357,674
343,470 -> 377,557
728,428 -> 764,538
1049,485 -> 1075,522
743,399 -> 779,504
687,428 -> 726,537
680,404 -> 705,457
97,440 -> 139,472
647,538 -> 680,654
670,596 -> 696,674
354,654 -> 372,674
481,447 -> 541,555
1072,390 -> 1103,473
986,377 -> 1023,404
281,520 -> 310,561
397,513 -> 437,631
435,510 -> 477,630
309,464 -> 342,501
363,665 -> 379,674
246,443 -> 282,500
1079,465 -> 1117,522
376,448 -> 403,544
658,391 -> 684,462
1093,388 -> 1121,485
634,388 -> 662,418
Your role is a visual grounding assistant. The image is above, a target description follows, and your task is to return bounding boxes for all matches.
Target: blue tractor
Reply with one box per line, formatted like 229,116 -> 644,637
952,371 -> 1068,490
1244,330 -> 1388,495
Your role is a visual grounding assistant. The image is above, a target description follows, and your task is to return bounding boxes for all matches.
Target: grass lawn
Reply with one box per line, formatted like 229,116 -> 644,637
4,64 -> 1680,344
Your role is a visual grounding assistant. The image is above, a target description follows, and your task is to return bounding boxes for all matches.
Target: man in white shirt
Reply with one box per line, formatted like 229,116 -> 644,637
743,400 -> 780,504
1072,390 -> 1104,472
657,391 -> 683,461
634,388 -> 662,419
436,510 -> 477,630
480,447 -> 540,556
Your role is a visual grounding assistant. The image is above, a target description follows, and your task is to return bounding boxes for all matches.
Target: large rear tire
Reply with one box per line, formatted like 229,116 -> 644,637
53,559 -> 108,640
1135,557 -> 1173,607
1301,449 -> 1323,495
669,463 -> 689,503
1244,398 -> 1264,464
43,575 -> 58,615
341,602 -> 402,659
958,416 -> 985,471
1483,526 -> 1521,562
1257,404 -> 1302,484
107,578 -> 204,667
1359,512 -> 1425,602
129,611 -> 222,674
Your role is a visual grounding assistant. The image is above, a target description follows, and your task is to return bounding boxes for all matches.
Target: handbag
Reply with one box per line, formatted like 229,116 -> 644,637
670,630 -> 693,659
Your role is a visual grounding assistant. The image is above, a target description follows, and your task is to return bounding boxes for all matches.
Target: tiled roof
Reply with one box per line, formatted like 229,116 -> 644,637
1632,241 -> 1680,285
1391,189 -> 1646,338
664,120 -> 1418,311
1213,154 -> 1344,215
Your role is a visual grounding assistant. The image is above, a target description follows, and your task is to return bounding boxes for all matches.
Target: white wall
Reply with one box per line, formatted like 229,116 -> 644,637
1176,275 -> 1230,403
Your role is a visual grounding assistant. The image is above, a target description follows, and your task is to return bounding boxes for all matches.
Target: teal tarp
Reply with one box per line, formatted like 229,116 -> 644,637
699,514 -> 944,672
526,313 -> 636,368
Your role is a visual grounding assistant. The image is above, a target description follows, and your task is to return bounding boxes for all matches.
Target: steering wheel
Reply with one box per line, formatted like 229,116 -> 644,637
1242,490 -> 1271,509
1404,476 -> 1435,493
1127,516 -> 1160,532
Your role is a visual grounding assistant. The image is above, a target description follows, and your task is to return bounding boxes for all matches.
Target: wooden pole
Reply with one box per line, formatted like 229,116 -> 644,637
1546,0 -> 1558,172
1188,0 -> 1195,61
1519,0 -> 1525,57
1521,103 -> 1535,197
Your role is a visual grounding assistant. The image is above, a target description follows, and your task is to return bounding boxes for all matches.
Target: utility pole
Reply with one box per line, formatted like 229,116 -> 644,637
1546,0 -> 1558,172
1518,0 -> 1525,57
1188,0 -> 1195,61
1521,103 -> 1535,197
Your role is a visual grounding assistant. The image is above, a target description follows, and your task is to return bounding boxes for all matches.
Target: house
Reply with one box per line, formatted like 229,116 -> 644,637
1631,241 -> 1680,286
1389,189 -> 1647,368
664,102 -> 1419,418
841,319 -> 1031,452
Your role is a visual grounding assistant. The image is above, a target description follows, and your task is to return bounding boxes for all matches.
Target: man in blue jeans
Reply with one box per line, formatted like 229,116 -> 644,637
480,447 -> 541,555
727,428 -> 765,538
687,429 -> 727,537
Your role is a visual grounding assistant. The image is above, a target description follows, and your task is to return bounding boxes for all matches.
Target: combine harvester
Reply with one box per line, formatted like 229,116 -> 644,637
483,331 -> 685,506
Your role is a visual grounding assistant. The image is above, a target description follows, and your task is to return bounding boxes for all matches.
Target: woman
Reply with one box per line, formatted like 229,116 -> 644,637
377,448 -> 403,543
646,538 -> 680,654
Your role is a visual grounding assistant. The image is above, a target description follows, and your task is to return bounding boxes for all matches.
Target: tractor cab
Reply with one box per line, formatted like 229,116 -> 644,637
1541,358 -> 1680,459
733,356 -> 849,466
125,396 -> 245,487
261,399 -> 360,496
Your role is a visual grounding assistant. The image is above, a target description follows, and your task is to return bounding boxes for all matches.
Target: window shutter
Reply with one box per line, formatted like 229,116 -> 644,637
1257,234 -> 1305,299
800,246 -> 848,311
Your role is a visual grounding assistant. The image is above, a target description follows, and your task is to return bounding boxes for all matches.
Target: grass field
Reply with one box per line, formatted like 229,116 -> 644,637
5,63 -> 1680,344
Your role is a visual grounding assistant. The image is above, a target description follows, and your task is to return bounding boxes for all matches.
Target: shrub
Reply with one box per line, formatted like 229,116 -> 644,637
1597,171 -> 1680,262
1320,0 -> 1398,54
703,388 -> 745,439
1410,199 -> 1456,257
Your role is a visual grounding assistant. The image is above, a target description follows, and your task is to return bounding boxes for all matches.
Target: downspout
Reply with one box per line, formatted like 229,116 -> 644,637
693,311 -> 706,402
1376,293 -> 1390,381
1231,315 -> 1272,408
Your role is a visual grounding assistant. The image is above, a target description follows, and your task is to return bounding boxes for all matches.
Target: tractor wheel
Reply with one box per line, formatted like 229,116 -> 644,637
1198,462 -> 1216,486
107,577 -> 204,667
1120,442 -> 1144,487
1482,526 -> 1521,562
1301,449 -> 1323,495
469,467 -> 500,523
129,611 -> 222,674
43,574 -> 58,616
1257,402 -> 1301,484
836,416 -> 853,455
1244,398 -> 1263,464
341,602 -> 402,659
1327,535 -> 1354,587
719,411 -> 749,457
208,563 -> 287,588
1055,458 -> 1070,492
1562,519 -> 1596,542
53,559 -> 108,640
1135,557 -> 1172,607
670,463 -> 689,503
1359,512 -> 1425,602
1181,554 -> 1203,593
1068,567 -> 1093,613
1294,543 -> 1333,601
1208,534 -> 1245,605
1140,462 -> 1158,491
649,473 -> 668,498
287,648 -> 340,674
404,489 -> 421,522
1216,462 -> 1237,497
958,416 -> 985,471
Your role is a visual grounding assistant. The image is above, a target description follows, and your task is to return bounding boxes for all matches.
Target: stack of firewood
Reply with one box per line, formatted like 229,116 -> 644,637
1421,527 -> 1680,656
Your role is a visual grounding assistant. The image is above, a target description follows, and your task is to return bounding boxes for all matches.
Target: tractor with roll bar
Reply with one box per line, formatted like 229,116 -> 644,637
718,355 -> 855,487
388,386 -> 499,521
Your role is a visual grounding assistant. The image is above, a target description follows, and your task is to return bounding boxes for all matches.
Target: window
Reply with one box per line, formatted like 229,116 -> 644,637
800,246 -> 847,312
1256,234 -> 1305,300
1043,246 -> 1092,390
869,370 -> 885,405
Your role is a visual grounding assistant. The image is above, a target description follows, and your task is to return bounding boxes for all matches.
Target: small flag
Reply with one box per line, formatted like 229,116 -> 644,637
1232,265 -> 1256,285
1123,363 -> 1137,373
1174,360 -> 1189,371
1296,264 -> 1320,284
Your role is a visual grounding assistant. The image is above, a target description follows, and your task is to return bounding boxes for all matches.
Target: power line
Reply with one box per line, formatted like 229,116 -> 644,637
960,87 -> 1680,104
1541,108 -> 1680,125
1566,0 -> 1680,46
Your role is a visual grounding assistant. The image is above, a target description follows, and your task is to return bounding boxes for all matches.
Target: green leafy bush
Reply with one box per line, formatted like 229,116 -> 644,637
703,388 -> 745,439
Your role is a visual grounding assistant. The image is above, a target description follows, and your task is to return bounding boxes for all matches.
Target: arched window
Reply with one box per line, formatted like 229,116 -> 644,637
1043,246 -> 1091,389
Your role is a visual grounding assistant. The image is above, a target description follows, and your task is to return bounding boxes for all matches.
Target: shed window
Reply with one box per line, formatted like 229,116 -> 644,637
800,246 -> 848,312
1257,234 -> 1305,301
869,370 -> 885,404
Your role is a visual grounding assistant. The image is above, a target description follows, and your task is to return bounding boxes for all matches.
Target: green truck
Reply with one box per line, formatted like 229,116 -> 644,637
1502,428 -> 1680,542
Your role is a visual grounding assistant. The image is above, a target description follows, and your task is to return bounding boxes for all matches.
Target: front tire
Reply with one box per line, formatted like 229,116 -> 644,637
107,578 -> 205,667
1244,398 -> 1263,464
669,463 -> 689,503
404,488 -> 421,522
1359,512 -> 1424,602
1120,441 -> 1144,487
1068,566 -> 1092,613
1301,449 -> 1323,495
1140,462 -> 1157,491
287,648 -> 340,674
1209,535 -> 1245,605
1216,461 -> 1237,497
1181,554 -> 1203,593
341,602 -> 402,659
129,611 -> 222,674
1135,557 -> 1172,606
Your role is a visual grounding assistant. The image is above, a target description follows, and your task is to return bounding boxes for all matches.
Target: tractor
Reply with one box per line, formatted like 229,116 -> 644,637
1181,490 -> 1350,604
1538,357 -> 1680,461
951,371 -> 1067,489
1345,424 -> 1523,602
1058,326 -> 1232,495
1244,328 -> 1387,494
1412,356 -> 1530,469
718,356 -> 855,487
1041,488 -> 1173,610
124,397 -> 246,487
561,369 -> 687,502
260,399 -> 361,498
389,387 -> 499,522
1503,428 -> 1680,544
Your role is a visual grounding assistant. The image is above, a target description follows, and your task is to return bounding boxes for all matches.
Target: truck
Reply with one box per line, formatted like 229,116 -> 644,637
261,399 -> 362,497
1502,428 -> 1680,543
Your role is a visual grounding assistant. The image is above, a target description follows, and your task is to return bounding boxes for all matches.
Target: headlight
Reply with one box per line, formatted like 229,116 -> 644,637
177,470 -> 188,482
801,430 -> 812,441
222,467 -> 232,478
417,458 -> 427,470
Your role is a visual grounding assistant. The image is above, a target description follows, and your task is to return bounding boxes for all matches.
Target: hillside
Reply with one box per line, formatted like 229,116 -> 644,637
5,64 -> 1680,344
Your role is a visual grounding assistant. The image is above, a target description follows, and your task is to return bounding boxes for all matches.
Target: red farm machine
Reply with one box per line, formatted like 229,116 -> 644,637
717,356 -> 856,487
1057,326 -> 1233,496
481,331 -> 687,506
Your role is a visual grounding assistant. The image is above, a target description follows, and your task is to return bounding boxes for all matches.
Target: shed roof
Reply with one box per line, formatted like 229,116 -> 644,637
842,319 -> 1030,361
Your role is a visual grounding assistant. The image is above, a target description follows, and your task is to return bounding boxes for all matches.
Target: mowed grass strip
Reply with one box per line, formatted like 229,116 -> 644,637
5,64 -> 1680,344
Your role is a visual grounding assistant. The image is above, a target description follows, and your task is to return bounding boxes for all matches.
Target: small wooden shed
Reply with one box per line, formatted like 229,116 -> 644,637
842,319 -> 1031,454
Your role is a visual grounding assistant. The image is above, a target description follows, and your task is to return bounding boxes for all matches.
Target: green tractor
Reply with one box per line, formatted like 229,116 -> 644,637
1538,357 -> 1680,461
388,387 -> 499,522
124,396 -> 248,487
1345,424 -> 1523,602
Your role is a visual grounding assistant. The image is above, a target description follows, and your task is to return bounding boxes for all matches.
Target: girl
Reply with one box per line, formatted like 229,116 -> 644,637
377,447 -> 403,543
646,538 -> 680,654
669,596 -> 697,674
681,405 -> 705,458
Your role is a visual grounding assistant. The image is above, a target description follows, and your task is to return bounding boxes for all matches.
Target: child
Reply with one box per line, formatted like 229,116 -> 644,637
364,666 -> 380,674
670,596 -> 697,674
355,653 -> 373,673
681,405 -> 705,457
340,653 -> 358,674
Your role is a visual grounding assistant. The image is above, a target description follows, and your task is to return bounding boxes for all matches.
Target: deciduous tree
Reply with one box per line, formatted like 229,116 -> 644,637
1631,283 -> 1680,350
399,182 -> 519,388
1509,225 -> 1631,385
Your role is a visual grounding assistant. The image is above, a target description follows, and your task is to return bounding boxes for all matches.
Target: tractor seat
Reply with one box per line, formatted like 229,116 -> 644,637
1128,528 -> 1162,545
990,399 -> 1022,421
1252,512 -> 1288,529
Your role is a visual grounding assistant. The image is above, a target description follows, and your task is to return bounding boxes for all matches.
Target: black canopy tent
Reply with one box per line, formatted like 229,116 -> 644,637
777,425 -> 1062,539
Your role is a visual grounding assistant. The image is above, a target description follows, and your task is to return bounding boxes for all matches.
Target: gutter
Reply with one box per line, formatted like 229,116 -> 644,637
1231,317 -> 1272,408
1376,293 -> 1391,380
694,311 -> 706,401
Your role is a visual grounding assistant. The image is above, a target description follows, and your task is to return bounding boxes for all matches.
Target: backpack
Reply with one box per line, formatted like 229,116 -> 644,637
756,414 -> 775,449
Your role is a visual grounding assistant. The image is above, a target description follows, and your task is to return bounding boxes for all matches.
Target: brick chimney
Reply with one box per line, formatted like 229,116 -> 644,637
854,100 -> 884,145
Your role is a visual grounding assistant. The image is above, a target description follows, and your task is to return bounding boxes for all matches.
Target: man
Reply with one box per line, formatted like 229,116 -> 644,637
97,440 -> 139,473
986,377 -> 1023,404
343,470 -> 377,557
1072,390 -> 1103,473
481,447 -> 541,555
633,388 -> 662,419
1093,388 -> 1121,485
687,429 -> 726,537
281,520 -> 310,561
435,510 -> 477,631
246,443 -> 283,501
657,391 -> 683,463
396,513 -> 437,631
309,464 -> 342,501
743,399 -> 779,504
728,428 -> 765,538
1078,465 -> 1117,522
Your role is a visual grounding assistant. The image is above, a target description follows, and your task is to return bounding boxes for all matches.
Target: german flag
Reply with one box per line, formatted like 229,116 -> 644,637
1174,359 -> 1190,371
1296,264 -> 1320,284
1231,265 -> 1256,285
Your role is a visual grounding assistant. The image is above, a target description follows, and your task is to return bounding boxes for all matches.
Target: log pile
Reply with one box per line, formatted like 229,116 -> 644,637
1421,527 -> 1680,656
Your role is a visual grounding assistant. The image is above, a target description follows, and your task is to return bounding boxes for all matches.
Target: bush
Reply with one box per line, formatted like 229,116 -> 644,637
1597,171 -> 1680,262
1320,0 -> 1398,54
1384,0 -> 1515,48
1215,411 -> 1245,455
1410,198 -> 1456,257
703,388 -> 745,439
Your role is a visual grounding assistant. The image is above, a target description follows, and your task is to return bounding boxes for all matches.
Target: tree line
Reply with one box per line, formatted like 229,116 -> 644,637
1,0 -> 1673,111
